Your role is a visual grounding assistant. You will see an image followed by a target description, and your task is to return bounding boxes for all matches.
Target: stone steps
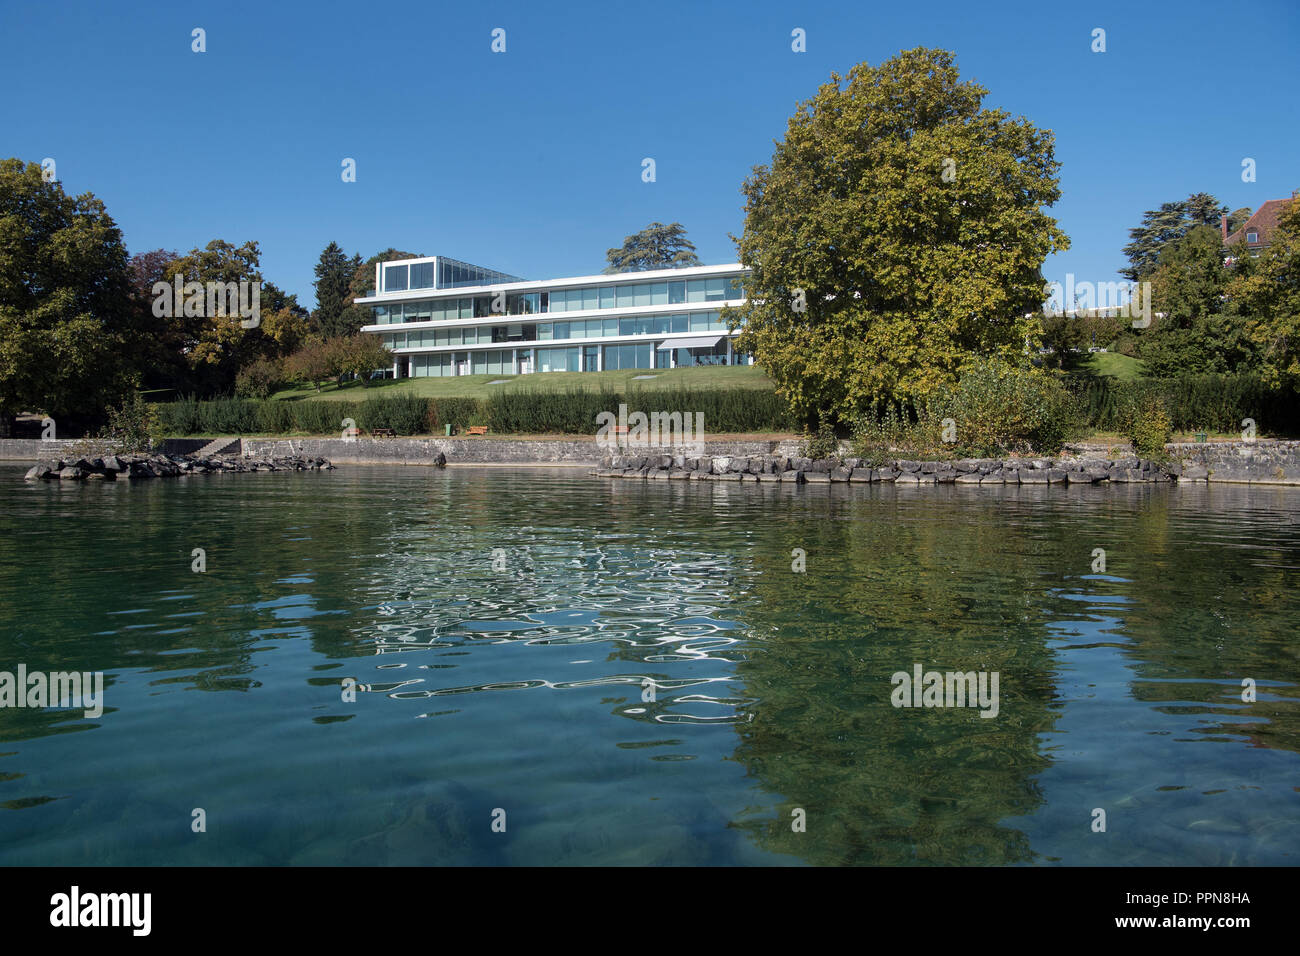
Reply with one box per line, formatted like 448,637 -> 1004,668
191,437 -> 243,458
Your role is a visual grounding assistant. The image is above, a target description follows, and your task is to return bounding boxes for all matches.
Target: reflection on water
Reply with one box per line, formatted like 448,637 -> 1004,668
0,466 -> 1297,865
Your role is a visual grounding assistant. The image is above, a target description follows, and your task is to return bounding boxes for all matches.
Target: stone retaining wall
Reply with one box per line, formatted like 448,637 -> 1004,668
1166,440 -> 1300,484
0,439 -> 99,461
596,453 -> 1179,485
6,438 -> 1298,484
240,437 -> 800,466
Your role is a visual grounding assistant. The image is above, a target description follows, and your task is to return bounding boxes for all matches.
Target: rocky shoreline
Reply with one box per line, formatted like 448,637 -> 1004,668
24,453 -> 335,481
595,453 -> 1181,484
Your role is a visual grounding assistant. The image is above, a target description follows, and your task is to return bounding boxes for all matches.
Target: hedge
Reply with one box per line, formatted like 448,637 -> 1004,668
156,396 -> 483,437
1074,373 -> 1299,433
155,387 -> 793,437
482,387 -> 793,434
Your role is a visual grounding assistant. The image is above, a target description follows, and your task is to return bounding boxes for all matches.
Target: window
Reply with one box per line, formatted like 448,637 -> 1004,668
599,286 -> 614,309
384,264 -> 409,292
669,280 -> 685,304
1247,231 -> 1259,243
686,279 -> 707,303
671,313 -> 688,333
705,277 -> 726,301
410,262 -> 435,289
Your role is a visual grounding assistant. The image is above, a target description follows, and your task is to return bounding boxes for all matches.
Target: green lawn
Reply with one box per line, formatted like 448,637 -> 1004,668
1077,351 -> 1145,381
269,364 -> 775,402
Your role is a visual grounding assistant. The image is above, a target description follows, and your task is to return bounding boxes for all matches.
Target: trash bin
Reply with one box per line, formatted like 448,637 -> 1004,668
445,423 -> 453,436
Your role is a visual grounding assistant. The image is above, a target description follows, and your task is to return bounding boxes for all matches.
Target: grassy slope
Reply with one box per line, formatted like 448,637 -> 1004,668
1077,351 -> 1145,381
269,364 -> 775,402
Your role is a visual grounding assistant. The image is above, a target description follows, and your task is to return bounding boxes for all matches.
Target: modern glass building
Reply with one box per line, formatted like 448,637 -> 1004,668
357,255 -> 751,377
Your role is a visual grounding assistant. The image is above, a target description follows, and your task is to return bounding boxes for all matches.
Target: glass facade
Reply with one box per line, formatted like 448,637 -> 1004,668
367,258 -> 748,377
380,310 -> 728,338
381,257 -> 519,294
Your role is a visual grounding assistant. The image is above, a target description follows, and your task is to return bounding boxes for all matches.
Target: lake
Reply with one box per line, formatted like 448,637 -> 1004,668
1,464 -> 1297,865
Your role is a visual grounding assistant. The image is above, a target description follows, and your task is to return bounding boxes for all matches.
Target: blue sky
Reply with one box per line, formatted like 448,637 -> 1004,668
2,0 -> 1296,307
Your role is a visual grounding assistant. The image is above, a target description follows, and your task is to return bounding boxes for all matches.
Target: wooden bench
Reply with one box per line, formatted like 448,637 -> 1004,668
465,425 -> 489,437
371,427 -> 396,438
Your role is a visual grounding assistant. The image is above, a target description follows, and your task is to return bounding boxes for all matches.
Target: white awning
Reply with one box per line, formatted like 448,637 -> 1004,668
658,336 -> 724,351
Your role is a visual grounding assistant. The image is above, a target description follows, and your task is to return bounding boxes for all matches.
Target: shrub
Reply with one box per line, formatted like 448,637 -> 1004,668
1124,397 -> 1172,459
800,417 -> 839,459
99,393 -> 163,451
931,358 -> 1072,455
235,358 -> 283,399
850,400 -> 951,460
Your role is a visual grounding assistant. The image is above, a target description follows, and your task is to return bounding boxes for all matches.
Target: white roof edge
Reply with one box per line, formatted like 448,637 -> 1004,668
356,263 -> 748,305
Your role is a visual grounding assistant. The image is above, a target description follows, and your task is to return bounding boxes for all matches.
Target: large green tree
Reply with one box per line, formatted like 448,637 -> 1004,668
0,158 -> 143,433
1140,224 -> 1253,376
604,222 -> 701,273
161,239 -> 307,395
1227,199 -> 1300,385
312,241 -> 362,339
731,48 -> 1067,424
1121,192 -> 1229,281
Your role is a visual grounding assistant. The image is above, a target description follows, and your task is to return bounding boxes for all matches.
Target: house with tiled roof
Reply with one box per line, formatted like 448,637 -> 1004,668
1222,191 -> 1296,261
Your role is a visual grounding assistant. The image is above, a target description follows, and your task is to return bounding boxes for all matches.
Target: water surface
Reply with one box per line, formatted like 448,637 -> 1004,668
1,465 -> 1297,865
